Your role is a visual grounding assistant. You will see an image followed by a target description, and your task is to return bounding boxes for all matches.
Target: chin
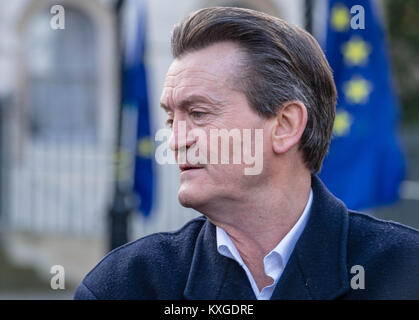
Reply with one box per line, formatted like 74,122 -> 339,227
178,189 -> 200,208
177,185 -> 209,210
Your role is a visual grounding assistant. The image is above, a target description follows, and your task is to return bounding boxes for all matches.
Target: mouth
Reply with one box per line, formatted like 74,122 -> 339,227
179,164 -> 204,172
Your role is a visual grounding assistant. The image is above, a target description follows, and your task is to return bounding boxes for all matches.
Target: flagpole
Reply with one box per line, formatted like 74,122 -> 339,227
108,0 -> 131,251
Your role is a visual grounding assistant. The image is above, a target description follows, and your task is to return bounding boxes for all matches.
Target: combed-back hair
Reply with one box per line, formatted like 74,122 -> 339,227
171,7 -> 337,173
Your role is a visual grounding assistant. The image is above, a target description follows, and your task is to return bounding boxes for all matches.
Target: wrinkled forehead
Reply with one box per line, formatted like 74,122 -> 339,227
161,42 -> 246,107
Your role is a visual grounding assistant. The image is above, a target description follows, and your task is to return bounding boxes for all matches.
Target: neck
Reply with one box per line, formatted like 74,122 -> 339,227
209,171 -> 311,252
206,169 -> 311,291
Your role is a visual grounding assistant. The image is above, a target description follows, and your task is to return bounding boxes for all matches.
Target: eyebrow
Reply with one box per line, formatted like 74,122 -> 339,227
159,102 -> 172,112
160,95 -> 222,112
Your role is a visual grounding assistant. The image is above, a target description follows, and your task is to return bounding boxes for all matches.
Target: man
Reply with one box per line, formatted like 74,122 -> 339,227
75,7 -> 419,300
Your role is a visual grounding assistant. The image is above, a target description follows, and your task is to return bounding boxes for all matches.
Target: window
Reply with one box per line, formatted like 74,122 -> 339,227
24,7 -> 98,143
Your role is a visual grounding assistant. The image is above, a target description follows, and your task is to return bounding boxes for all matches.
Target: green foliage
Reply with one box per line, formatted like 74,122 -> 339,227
0,246 -> 47,291
385,0 -> 419,125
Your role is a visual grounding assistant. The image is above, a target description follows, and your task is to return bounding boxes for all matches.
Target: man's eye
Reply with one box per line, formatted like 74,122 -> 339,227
190,111 -> 205,119
165,119 -> 173,128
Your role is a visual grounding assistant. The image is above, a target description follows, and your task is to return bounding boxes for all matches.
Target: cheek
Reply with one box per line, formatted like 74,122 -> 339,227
206,163 -> 246,186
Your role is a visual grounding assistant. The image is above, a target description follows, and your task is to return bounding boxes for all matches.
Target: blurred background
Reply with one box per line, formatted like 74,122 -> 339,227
0,0 -> 417,299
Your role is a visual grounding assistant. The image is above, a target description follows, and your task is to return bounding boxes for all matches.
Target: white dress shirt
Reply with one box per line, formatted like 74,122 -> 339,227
216,189 -> 313,300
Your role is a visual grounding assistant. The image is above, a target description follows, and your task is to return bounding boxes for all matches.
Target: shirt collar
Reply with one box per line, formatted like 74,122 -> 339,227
270,188 -> 313,267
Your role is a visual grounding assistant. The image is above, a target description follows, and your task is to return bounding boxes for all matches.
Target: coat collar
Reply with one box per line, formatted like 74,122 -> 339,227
183,216 -> 256,299
271,175 -> 350,299
183,175 -> 350,300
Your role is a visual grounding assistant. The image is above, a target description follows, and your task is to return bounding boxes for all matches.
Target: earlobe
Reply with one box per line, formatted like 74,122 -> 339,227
271,101 -> 308,155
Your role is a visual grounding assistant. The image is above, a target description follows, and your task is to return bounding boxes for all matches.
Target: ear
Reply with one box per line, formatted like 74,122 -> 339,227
271,101 -> 308,155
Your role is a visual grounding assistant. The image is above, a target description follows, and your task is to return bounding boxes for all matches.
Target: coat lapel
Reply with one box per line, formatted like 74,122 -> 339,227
271,175 -> 350,299
183,219 -> 256,300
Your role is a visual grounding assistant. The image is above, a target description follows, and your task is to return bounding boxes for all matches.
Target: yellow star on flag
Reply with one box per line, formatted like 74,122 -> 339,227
342,37 -> 372,66
138,137 -> 154,158
333,109 -> 353,137
114,148 -> 132,182
331,3 -> 350,32
343,77 -> 372,104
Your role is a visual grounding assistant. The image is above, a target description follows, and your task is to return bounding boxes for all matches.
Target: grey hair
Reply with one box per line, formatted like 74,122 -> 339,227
171,7 -> 337,173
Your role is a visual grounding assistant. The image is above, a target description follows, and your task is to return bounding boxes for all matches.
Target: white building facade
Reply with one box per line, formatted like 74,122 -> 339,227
0,0 -> 309,287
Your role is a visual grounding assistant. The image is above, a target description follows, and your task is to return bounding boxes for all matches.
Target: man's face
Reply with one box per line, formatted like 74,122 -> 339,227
160,42 -> 271,212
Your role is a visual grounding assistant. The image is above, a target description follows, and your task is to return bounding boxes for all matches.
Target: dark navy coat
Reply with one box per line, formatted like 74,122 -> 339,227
74,176 -> 419,299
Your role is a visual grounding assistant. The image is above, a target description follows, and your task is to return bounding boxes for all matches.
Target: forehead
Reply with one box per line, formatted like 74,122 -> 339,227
161,42 -> 244,107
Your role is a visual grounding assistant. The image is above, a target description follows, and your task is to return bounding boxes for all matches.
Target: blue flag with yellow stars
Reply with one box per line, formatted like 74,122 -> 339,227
319,0 -> 405,210
123,0 -> 153,216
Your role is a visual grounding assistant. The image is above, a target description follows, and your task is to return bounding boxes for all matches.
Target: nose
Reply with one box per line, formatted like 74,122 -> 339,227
168,119 -> 195,152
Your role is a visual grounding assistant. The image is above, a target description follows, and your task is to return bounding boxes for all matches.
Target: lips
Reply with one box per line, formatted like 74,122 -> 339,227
179,164 -> 204,172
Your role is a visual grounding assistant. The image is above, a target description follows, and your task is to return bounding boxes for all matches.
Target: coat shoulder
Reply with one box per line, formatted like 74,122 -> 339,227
347,210 -> 419,250
345,211 -> 419,299
74,216 -> 207,299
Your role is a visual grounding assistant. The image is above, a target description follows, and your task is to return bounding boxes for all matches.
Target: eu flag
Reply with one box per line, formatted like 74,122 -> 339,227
319,0 -> 405,210
122,0 -> 153,216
